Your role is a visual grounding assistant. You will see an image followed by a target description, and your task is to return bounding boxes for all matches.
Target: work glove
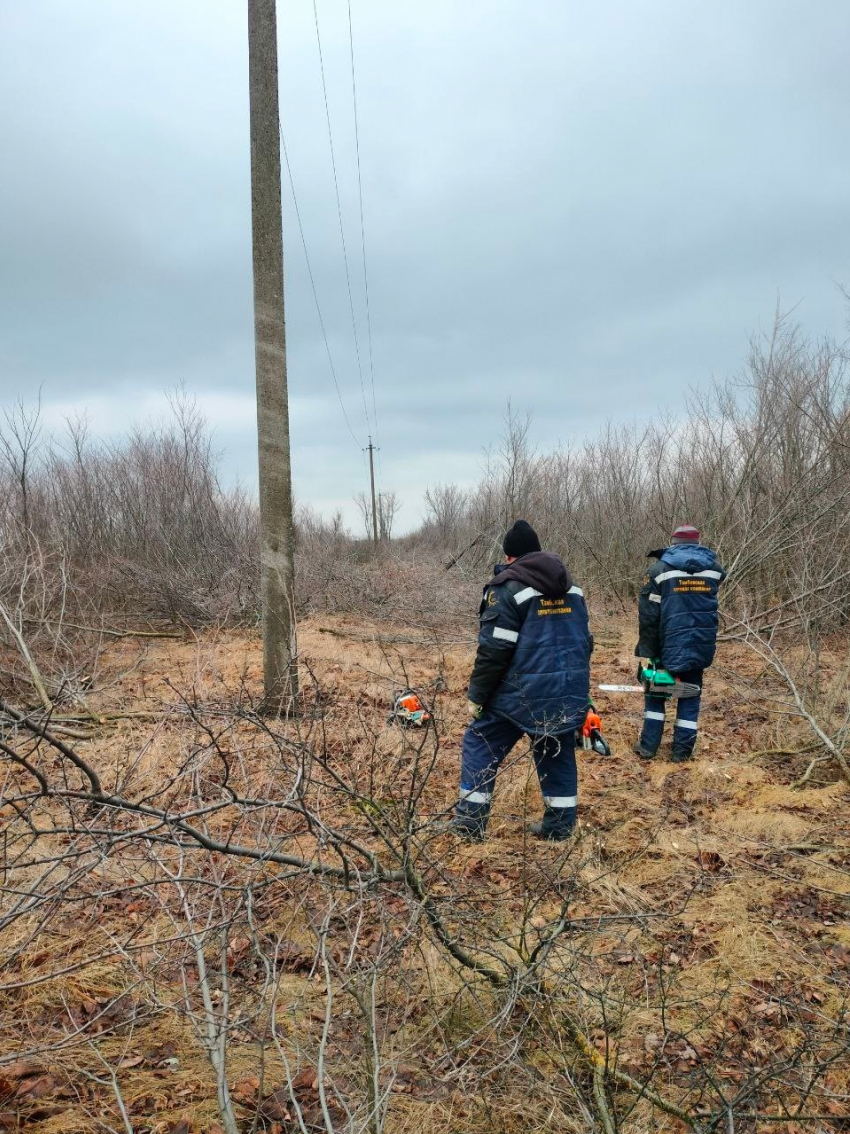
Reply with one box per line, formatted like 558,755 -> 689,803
467,700 -> 484,720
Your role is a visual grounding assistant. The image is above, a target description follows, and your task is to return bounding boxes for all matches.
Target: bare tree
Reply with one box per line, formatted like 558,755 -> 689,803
0,391 -> 44,537
377,492 -> 400,541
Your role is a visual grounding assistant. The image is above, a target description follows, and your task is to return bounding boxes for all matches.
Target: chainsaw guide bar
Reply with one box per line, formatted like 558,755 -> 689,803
598,681 -> 701,698
598,662 -> 700,699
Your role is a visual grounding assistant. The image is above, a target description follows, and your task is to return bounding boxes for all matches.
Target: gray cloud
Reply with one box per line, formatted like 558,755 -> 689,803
1,1 -> 849,528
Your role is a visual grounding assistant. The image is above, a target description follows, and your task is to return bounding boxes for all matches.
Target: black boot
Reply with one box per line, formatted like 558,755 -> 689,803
527,808 -> 575,841
633,740 -> 657,760
669,749 -> 693,764
450,802 -> 489,841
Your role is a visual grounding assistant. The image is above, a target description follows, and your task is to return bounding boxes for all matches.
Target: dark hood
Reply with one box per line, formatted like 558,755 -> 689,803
648,543 -> 720,572
487,551 -> 571,598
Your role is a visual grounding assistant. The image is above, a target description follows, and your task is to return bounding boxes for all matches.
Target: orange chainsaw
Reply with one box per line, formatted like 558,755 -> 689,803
576,704 -> 611,755
388,688 -> 432,728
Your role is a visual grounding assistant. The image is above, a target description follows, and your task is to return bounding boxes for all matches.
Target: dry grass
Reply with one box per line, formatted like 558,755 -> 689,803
1,611 -> 849,1132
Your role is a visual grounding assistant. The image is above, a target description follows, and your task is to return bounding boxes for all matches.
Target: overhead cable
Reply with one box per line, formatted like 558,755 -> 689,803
311,0 -> 373,438
346,0 -> 381,462
279,123 -> 363,449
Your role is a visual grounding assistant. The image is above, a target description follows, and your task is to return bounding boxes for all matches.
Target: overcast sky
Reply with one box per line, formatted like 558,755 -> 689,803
1,2 -> 848,531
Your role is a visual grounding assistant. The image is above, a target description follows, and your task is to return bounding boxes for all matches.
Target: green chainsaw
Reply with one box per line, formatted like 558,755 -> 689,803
598,660 -> 701,699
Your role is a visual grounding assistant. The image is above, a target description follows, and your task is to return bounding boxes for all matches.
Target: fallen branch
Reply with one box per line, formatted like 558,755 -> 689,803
22,617 -> 184,640
0,696 -> 700,1129
747,641 -> 850,786
0,599 -> 52,712
746,742 -> 822,760
562,1012 -> 695,1126
47,710 -> 188,724
592,1062 -> 616,1134
317,626 -> 439,647
405,847 -> 696,1126
47,725 -> 96,741
791,756 -> 832,789
0,698 -> 404,886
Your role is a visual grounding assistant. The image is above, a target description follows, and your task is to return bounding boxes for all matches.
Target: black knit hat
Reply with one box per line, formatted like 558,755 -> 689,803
502,520 -> 541,558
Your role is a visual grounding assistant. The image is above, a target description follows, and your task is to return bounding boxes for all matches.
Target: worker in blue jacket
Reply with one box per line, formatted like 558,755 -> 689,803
634,525 -> 726,762
452,520 -> 592,841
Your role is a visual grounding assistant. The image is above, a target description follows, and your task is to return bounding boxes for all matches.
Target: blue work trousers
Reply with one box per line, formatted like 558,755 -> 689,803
639,668 -> 703,756
456,712 -> 578,830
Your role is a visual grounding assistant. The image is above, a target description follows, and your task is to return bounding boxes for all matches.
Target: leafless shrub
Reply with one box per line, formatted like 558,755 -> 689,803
415,315 -> 850,625
0,394 -> 259,635
2,669 -> 848,1132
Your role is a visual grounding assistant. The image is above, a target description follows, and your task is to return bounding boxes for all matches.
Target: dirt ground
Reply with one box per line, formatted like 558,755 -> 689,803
2,608 -> 849,1132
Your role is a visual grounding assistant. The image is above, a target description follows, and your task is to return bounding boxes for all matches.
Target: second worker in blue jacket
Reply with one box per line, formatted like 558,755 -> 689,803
634,524 -> 726,763
452,520 -> 592,842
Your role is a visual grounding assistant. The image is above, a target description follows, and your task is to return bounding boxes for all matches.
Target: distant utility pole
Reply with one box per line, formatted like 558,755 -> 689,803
366,438 -> 379,545
247,0 -> 297,709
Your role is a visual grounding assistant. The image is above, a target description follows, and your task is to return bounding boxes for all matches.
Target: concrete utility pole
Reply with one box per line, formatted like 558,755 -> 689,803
366,438 -> 379,544
248,0 -> 297,708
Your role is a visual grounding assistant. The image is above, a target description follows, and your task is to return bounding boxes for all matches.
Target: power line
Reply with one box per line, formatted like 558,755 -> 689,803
278,123 -> 363,449
311,0 -> 373,440
346,0 -> 381,463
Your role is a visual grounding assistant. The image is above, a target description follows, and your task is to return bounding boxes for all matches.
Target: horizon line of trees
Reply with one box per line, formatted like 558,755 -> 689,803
0,313 -> 848,637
